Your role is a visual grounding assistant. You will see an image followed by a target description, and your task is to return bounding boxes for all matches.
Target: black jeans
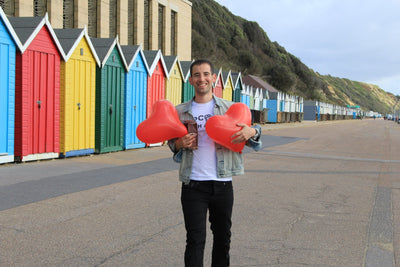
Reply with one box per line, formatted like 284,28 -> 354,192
181,180 -> 234,267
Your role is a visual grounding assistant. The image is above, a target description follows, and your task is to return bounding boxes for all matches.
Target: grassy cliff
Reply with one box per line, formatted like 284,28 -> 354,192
191,0 -> 399,114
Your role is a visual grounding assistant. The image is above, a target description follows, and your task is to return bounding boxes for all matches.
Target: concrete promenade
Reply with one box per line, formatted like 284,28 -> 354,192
1,119 -> 400,266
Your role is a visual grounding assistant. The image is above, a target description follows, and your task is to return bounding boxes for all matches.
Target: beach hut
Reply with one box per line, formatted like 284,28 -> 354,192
281,93 -> 289,122
254,88 -> 264,111
241,84 -> 251,108
266,92 -> 278,123
303,100 -> 320,121
266,91 -> 288,123
249,86 -> 254,110
295,96 -> 304,121
325,103 -> 334,120
180,60 -> 194,102
231,72 -> 243,103
243,74 -> 281,122
222,71 -> 233,101
164,55 -> 184,106
9,14 -> 65,162
0,7 -> 20,164
285,94 -> 291,113
212,68 -> 223,98
54,28 -> 100,157
260,89 -> 270,123
262,88 -> 270,109
91,37 -> 128,153
143,50 -> 168,118
120,44 -> 149,149
319,102 -> 328,121
338,105 -> 346,120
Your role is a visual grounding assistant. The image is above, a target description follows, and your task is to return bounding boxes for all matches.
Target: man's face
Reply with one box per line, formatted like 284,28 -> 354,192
189,63 -> 217,96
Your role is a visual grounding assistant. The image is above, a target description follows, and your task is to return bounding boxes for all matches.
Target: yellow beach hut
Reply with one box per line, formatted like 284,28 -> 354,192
54,28 -> 100,157
222,70 -> 233,101
164,55 -> 184,106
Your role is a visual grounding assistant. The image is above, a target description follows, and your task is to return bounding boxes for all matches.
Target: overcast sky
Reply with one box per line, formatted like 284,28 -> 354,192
214,0 -> 400,96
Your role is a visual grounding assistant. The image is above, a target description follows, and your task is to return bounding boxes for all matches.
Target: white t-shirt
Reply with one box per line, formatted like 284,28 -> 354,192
190,100 -> 232,182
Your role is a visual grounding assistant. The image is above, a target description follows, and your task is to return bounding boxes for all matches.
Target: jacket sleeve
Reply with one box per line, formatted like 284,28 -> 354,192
167,138 -> 183,163
246,124 -> 262,151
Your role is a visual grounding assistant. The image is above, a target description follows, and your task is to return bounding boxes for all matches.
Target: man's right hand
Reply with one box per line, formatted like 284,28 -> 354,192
175,133 -> 197,150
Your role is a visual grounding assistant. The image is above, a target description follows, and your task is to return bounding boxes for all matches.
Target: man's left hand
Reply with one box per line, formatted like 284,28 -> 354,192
231,123 -> 257,144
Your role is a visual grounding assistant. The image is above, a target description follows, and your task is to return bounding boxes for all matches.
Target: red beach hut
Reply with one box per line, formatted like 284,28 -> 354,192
8,14 -> 65,161
212,67 -> 223,98
142,50 -> 168,119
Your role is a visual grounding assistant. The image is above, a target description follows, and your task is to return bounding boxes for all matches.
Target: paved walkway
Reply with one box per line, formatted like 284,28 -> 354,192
1,119 -> 400,266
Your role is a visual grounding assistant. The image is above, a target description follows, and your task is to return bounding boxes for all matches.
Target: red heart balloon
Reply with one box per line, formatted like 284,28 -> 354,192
205,103 -> 251,152
136,99 -> 188,144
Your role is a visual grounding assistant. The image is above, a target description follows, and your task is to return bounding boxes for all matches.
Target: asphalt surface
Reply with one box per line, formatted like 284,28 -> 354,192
1,119 -> 400,266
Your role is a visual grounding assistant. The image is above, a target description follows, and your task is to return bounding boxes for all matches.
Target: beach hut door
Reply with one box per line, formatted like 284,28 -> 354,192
105,66 -> 123,148
30,51 -> 56,154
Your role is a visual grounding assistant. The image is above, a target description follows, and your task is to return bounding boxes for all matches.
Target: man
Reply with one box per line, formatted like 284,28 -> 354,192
168,59 -> 262,267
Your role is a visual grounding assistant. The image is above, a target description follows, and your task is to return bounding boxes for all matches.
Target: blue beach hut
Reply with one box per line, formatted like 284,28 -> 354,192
0,7 -> 20,164
241,84 -> 251,108
303,100 -> 320,121
120,44 -> 149,149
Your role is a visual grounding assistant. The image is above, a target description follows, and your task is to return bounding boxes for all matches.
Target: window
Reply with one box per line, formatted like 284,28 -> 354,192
0,0 -> 15,16
158,4 -> 164,53
34,0 -> 47,17
170,11 -> 177,55
144,0 -> 150,50
128,0 -> 136,45
109,0 -> 117,37
63,0 -> 74,28
88,0 -> 97,37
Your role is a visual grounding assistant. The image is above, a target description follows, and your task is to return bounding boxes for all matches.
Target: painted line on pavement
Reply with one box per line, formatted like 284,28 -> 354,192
263,150 -> 400,164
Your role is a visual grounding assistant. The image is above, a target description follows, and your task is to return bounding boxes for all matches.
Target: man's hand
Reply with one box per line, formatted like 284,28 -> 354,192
230,123 -> 257,144
175,133 -> 198,150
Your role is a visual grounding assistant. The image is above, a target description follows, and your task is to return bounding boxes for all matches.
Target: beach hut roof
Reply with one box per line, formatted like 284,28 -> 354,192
230,72 -> 243,89
90,36 -> 128,70
7,13 -> 65,60
0,7 -> 22,49
163,55 -> 177,73
53,27 -> 100,66
180,60 -> 194,82
163,55 -> 184,79
243,74 -> 278,93
142,50 -> 168,78
222,70 -> 232,88
7,16 -> 42,45
213,67 -> 222,87
120,44 -> 150,74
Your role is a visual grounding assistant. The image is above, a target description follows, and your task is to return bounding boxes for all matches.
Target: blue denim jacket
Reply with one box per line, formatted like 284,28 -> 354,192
168,95 -> 262,184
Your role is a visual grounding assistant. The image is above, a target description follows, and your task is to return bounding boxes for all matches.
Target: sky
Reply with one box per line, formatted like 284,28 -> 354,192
214,0 -> 400,96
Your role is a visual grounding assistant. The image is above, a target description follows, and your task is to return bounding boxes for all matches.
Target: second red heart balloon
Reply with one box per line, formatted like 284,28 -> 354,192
205,103 -> 251,152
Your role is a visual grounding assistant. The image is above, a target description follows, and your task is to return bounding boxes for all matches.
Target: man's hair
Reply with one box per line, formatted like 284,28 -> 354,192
190,59 -> 214,76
